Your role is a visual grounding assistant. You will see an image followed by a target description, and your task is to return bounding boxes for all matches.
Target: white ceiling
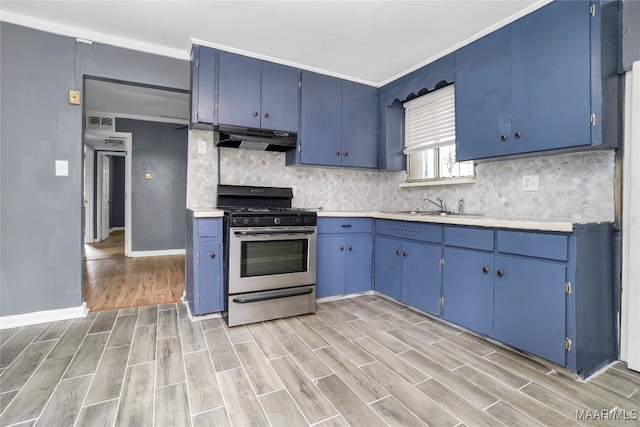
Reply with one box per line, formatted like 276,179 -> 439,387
1,0 -> 551,87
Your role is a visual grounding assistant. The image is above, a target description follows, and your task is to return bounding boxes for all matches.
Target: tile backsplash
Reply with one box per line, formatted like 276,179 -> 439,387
188,130 -> 616,222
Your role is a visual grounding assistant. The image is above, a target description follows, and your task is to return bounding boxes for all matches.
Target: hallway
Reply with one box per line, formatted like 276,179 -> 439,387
83,231 -> 184,312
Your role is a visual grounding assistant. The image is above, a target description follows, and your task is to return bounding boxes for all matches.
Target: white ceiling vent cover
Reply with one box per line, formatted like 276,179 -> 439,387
86,115 -> 115,131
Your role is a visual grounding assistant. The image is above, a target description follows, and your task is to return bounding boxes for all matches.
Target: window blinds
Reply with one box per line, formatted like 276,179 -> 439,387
403,84 -> 455,154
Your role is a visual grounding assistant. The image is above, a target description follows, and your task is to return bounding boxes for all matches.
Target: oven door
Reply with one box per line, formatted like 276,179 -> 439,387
228,226 -> 317,294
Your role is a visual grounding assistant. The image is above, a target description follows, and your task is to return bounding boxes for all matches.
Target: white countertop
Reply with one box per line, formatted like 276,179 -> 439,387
188,207 -> 225,218
318,211 -> 578,232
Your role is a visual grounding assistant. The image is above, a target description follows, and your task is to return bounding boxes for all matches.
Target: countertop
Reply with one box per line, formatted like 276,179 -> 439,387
186,207 -> 602,232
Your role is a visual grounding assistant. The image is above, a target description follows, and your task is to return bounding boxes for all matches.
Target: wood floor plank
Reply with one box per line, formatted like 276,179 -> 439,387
0,325 -> 45,368
88,310 -> 118,334
315,310 -> 365,339
0,356 -> 72,426
203,328 -> 241,372
84,345 -> 130,405
156,336 -> 185,387
0,327 -> 20,346
314,415 -> 351,427
277,332 -> 333,380
264,318 -> 293,336
246,322 -> 288,359
217,367 -> 270,427
33,320 -> 71,342
34,376 -> 91,427
360,361 -> 459,427
316,374 -> 387,427
155,382 -> 191,427
184,350 -> 224,414
283,316 -> 329,350
46,320 -> 92,359
75,400 -> 118,427
199,317 -> 223,331
179,318 -> 207,353
350,297 -> 389,316
388,329 -> 463,370
270,356 -> 338,424
314,326 -> 374,366
315,346 -> 389,404
354,336 -> 428,385
225,324 -> 253,344
234,341 -> 284,395
0,391 -> 18,414
64,332 -> 109,379
590,367 -> 640,397
485,401 -> 546,427
136,304 -> 158,326
157,307 -> 179,339
299,313 -> 329,329
128,324 -> 156,365
259,389 -> 309,426
116,362 -> 155,426
370,395 -> 428,427
192,406 -> 230,427
106,314 -> 137,348
0,341 -> 55,392
351,319 -> 409,353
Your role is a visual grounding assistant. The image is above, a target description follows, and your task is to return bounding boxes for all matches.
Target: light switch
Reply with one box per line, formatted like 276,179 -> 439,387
522,175 -> 539,191
55,160 -> 69,176
198,140 -> 207,154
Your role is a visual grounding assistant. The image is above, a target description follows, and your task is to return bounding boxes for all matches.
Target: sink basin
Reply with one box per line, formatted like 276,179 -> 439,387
384,210 -> 484,218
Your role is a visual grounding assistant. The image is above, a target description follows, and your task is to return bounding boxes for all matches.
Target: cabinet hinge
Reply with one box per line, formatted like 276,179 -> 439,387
196,253 -> 200,264
565,338 -> 572,351
439,296 -> 444,307
195,111 -> 198,120
590,114 -> 596,125
197,293 -> 201,303
440,258 -> 444,266
590,4 -> 595,17
565,282 -> 572,294
298,81 -> 302,89
216,64 -> 220,72
195,58 -> 199,67
297,144 -> 301,153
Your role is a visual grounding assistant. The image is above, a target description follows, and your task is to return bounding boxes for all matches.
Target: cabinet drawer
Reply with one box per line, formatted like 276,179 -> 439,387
318,218 -> 373,234
197,219 -> 220,238
445,226 -> 494,251
376,220 -> 442,244
497,230 -> 568,261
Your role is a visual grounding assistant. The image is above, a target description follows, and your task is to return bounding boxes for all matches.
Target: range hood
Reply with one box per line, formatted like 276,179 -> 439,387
216,124 -> 297,152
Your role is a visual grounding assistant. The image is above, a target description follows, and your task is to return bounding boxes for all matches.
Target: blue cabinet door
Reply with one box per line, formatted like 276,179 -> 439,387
342,81 -> 378,168
316,235 -> 346,298
493,255 -> 566,366
401,241 -> 441,316
344,234 -> 373,294
374,236 -> 402,301
455,26 -> 511,161
195,241 -> 223,315
260,61 -> 299,132
190,45 -> 216,126
300,71 -> 342,166
218,51 -> 261,128
442,247 -> 494,336
510,0 -> 590,153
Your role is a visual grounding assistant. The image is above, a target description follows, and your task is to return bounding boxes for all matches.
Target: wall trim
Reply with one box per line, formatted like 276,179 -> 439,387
109,227 -> 125,232
0,303 -> 88,329
129,249 -> 186,258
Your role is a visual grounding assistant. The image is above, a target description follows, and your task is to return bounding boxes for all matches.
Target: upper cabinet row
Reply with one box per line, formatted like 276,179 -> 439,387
190,47 -> 379,169
191,1 -> 620,169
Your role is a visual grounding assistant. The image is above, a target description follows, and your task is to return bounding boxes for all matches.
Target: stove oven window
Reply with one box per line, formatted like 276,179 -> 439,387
240,239 -> 309,277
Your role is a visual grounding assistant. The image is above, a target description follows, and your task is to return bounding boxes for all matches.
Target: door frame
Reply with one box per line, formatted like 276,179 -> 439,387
97,152 -> 112,241
83,145 -> 95,243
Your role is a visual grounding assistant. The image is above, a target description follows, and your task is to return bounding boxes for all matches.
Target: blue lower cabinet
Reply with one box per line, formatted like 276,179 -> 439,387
401,241 -> 441,316
185,212 -> 224,315
373,236 -> 403,301
317,218 -> 373,298
493,255 -> 567,366
442,247 -> 494,336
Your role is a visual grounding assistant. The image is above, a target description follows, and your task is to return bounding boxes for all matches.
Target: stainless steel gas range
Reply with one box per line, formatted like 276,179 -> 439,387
217,185 -> 317,327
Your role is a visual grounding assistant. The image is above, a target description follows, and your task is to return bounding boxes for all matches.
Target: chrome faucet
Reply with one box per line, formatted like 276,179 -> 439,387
458,199 -> 464,215
424,198 -> 446,212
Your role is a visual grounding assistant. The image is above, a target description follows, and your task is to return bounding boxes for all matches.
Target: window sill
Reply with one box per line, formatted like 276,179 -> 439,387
399,177 -> 476,188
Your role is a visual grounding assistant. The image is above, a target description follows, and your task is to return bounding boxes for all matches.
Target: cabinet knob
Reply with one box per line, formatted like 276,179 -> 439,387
339,246 -> 344,251
500,134 -> 508,141
253,111 -> 259,117
264,112 -> 269,118
348,246 -> 352,251
210,252 -> 216,258
482,266 -> 489,273
396,250 -> 401,255
336,151 -> 341,156
403,251 -> 408,257
344,152 -> 349,156
497,269 -> 505,277
515,131 -> 522,138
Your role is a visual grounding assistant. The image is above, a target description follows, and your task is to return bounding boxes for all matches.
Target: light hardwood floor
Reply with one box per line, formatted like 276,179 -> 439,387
83,231 -> 185,312
1,295 -> 638,426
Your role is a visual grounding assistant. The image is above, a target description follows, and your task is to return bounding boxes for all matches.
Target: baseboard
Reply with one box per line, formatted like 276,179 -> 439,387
0,303 -> 88,329
128,248 -> 186,258
109,227 -> 125,232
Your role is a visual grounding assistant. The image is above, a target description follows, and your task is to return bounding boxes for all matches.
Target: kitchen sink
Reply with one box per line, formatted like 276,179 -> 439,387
384,210 -> 484,217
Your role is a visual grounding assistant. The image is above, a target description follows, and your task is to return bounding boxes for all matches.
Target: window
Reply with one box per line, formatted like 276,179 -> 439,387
403,84 -> 474,184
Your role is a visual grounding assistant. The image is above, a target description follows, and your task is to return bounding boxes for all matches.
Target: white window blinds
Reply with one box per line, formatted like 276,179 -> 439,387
403,84 -> 455,154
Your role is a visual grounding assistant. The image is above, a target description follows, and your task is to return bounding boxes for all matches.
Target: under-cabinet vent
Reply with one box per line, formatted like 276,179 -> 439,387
86,115 -> 115,131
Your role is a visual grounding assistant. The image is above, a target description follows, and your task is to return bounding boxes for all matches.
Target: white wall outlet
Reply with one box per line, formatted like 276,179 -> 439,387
55,160 -> 69,176
522,174 -> 539,191
197,140 -> 207,154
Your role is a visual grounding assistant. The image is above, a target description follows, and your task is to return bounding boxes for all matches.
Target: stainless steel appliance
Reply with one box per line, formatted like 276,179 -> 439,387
218,185 -> 317,326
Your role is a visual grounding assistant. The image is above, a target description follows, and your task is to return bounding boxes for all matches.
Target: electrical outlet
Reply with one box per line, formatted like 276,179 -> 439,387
522,175 -> 539,191
68,90 -> 81,105
55,160 -> 69,176
197,140 -> 207,154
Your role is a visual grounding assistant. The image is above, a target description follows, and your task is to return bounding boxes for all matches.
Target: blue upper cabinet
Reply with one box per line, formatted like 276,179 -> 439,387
287,71 -> 378,168
456,0 -> 620,161
218,51 -> 299,132
190,45 -> 217,128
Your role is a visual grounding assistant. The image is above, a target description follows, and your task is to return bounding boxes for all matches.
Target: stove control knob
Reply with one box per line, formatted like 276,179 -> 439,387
274,217 -> 282,225
242,218 -> 250,225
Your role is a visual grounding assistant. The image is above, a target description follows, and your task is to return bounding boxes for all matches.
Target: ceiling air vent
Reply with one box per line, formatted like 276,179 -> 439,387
86,115 -> 115,131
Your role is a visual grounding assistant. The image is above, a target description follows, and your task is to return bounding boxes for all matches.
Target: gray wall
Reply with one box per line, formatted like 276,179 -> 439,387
622,0 -> 640,71
0,22 -> 189,317
116,119 -> 188,251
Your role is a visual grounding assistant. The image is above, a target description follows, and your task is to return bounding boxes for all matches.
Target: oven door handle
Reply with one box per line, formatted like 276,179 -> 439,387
232,287 -> 313,304
233,229 -> 315,237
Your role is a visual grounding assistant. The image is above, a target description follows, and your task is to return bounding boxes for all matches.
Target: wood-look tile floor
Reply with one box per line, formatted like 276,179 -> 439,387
83,231 -> 185,312
1,295 -> 639,427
